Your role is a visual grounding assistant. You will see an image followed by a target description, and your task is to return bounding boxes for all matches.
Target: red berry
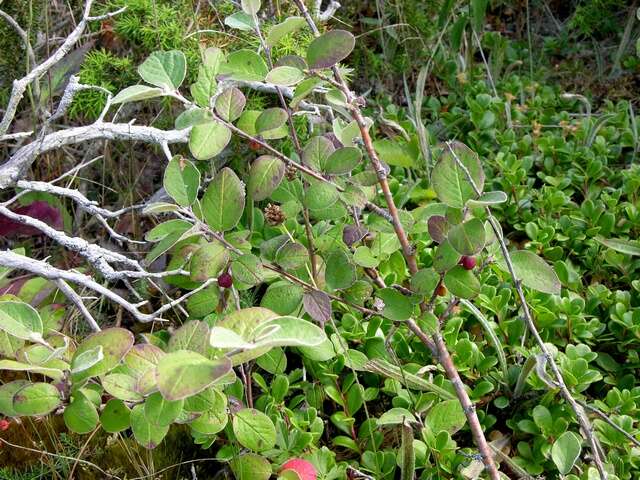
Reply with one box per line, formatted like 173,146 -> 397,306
280,458 -> 317,480
248,139 -> 262,151
218,272 -> 233,288
0,419 -> 10,431
460,256 -> 477,270
436,284 -> 447,296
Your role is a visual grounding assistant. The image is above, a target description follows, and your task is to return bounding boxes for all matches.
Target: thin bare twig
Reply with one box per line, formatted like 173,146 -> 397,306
445,140 -> 608,479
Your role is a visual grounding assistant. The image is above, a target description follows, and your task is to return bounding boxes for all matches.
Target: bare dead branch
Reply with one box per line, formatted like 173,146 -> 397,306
0,122 -> 189,188
0,1 -> 125,137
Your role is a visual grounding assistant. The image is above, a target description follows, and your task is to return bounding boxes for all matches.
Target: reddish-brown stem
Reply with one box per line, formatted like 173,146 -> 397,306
292,3 -> 501,478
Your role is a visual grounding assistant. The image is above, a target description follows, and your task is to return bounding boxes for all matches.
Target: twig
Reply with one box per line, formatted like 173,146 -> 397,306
0,250 -> 211,323
292,4 -> 500,478
55,279 -> 101,332
445,141 -> 608,479
0,0 -> 126,137
579,401 -> 640,448
0,122 -> 190,188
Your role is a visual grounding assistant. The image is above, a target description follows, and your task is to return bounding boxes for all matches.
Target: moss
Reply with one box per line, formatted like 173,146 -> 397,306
68,49 -> 136,120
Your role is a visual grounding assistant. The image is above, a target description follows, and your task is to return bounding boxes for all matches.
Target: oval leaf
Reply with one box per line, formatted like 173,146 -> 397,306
156,350 -> 232,401
13,382 -> 61,416
164,155 -> 200,207
248,155 -> 286,201
189,121 -> 231,160
215,87 -> 246,122
138,50 -> 186,90
432,141 -> 485,208
307,30 -> 355,69
508,250 -> 561,295
202,168 -> 245,231
447,218 -> 485,255
552,431 -> 582,475
233,408 -> 276,451
444,266 -> 480,299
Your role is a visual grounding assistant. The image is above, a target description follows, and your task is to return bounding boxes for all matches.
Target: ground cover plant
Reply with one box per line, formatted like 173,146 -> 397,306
0,0 -> 640,479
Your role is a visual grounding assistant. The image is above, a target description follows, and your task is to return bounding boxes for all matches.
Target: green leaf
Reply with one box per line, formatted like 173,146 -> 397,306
224,12 -> 256,31
373,139 -> 415,167
378,407 -> 417,425
260,281 -> 303,315
64,391 -> 99,434
411,268 -> 440,296
175,107 -> 213,129
248,155 -> 286,201
230,454 -> 272,480
221,49 -> 268,81
467,190 -> 508,207
0,359 -> 63,381
0,300 -> 43,343
156,350 -> 232,401
353,245 -> 379,268
138,50 -> 186,90
232,254 -> 264,286
324,147 -> 362,174
191,407 -> 228,435
377,288 -> 414,321
325,250 -> 356,290
507,250 -> 561,294
202,167 -> 245,231
145,392 -> 184,426
190,47 -> 223,107
215,87 -> 246,122
100,399 -> 131,433
168,320 -> 210,354
426,399 -> 466,434
266,16 -> 306,47
189,121 -> 231,160
251,316 -> 327,348
595,236 -> 640,256
307,30 -> 355,69
12,382 -> 61,416
303,136 -> 335,170
552,431 -> 582,474
131,404 -> 169,449
111,85 -> 163,104
0,380 -> 29,416
431,141 -> 485,208
275,242 -> 308,270
102,373 -> 143,402
447,218 -> 485,255
444,266 -> 480,299
71,328 -> 134,381
163,155 -> 200,207
233,408 -> 277,451
433,240 -> 461,272
255,107 -> 288,133
241,0 -> 261,15
265,66 -> 304,86
305,182 -> 339,210
189,241 -> 230,281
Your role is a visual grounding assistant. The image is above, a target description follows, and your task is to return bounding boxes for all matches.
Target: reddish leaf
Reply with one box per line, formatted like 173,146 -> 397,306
427,215 -> 448,244
343,225 -> 368,246
0,201 -> 63,237
303,290 -> 332,324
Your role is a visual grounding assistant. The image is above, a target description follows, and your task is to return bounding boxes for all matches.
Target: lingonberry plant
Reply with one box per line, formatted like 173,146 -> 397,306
1,0 -> 636,479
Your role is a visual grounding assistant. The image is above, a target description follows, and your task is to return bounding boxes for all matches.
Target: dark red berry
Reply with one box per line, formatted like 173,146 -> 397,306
436,284 -> 447,296
0,419 -> 10,431
248,140 -> 261,151
460,256 -> 477,270
218,272 -> 233,288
